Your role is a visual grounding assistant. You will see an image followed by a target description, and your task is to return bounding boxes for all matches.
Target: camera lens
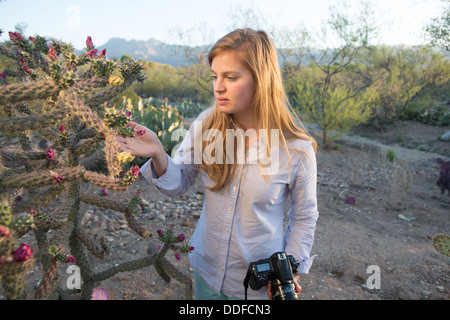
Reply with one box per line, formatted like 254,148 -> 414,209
271,281 -> 300,300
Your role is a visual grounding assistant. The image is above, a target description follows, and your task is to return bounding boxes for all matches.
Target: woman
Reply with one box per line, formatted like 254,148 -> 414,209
116,28 -> 319,300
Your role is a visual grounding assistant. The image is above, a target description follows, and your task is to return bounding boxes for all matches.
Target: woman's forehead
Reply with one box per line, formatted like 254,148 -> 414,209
210,51 -> 247,73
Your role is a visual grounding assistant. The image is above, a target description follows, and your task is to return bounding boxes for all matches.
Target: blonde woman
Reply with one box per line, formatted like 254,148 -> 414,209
116,29 -> 319,300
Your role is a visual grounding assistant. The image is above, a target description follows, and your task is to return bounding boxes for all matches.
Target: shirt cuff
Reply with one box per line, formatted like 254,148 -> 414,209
139,154 -> 180,190
296,254 -> 317,274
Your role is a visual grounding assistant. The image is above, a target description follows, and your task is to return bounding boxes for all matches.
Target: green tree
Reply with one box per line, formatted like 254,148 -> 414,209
297,0 -> 377,147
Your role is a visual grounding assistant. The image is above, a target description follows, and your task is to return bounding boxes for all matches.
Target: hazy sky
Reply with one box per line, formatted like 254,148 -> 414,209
0,0 -> 446,49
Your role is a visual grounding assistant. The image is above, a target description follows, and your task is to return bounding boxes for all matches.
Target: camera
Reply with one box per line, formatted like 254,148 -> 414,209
243,252 -> 300,300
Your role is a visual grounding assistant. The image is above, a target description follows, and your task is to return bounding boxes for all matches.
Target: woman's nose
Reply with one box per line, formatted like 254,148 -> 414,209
214,78 -> 225,93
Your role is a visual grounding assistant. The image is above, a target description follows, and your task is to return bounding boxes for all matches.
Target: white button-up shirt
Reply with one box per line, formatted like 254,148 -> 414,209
140,110 -> 319,299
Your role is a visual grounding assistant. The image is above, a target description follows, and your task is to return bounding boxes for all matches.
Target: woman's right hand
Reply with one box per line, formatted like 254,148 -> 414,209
115,122 -> 163,158
115,122 -> 168,177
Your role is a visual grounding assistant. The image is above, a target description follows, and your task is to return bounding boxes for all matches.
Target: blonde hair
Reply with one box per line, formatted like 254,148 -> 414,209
199,28 -> 316,191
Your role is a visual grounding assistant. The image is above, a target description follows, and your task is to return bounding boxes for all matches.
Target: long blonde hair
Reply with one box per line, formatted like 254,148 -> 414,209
199,28 -> 316,191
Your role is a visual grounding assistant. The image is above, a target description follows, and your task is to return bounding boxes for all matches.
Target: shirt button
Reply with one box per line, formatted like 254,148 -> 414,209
232,186 -> 237,191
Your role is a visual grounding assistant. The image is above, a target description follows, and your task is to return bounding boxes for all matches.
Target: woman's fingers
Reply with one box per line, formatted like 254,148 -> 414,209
115,135 -> 128,144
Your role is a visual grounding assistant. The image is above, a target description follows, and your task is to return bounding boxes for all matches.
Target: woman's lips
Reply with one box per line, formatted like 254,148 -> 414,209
217,98 -> 229,105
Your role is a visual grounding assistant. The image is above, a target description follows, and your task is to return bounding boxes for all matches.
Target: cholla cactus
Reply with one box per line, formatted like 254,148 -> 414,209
0,32 -> 193,299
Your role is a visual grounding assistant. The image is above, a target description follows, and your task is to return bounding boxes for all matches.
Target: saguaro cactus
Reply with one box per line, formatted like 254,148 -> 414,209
0,31 -> 193,299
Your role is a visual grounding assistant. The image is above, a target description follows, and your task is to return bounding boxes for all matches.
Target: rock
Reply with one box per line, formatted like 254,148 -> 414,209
182,221 -> 193,227
440,131 -> 450,141
156,213 -> 166,221
139,198 -> 150,206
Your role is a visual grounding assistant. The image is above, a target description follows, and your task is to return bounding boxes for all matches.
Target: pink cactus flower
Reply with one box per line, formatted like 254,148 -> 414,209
177,233 -> 185,243
8,31 -> 23,42
19,57 -> 26,65
65,256 -> 76,263
22,65 -> 32,75
59,124 -> 66,133
86,49 -> 98,58
29,36 -> 36,42
101,188 -> 108,196
100,48 -> 107,57
86,36 -> 94,49
175,252 -> 181,261
47,149 -> 56,160
157,229 -> 163,237
11,243 -> 33,262
130,165 -> 140,177
48,45 -> 58,62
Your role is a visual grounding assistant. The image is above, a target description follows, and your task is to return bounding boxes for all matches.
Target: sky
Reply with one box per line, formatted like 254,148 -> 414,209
0,0 -> 446,50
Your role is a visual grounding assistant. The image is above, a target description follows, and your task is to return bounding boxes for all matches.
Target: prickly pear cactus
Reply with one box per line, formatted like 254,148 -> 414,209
433,234 -> 450,257
0,31 -> 193,300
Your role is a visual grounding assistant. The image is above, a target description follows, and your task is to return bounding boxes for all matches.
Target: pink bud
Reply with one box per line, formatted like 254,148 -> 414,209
8,31 -> 23,42
59,124 -> 66,133
157,229 -> 163,237
29,36 -> 36,42
177,233 -> 185,243
130,165 -> 140,177
47,149 -> 56,160
101,188 -> 108,196
19,57 -> 26,65
86,36 -> 94,48
86,49 -> 98,58
65,256 -> 76,263
11,243 -> 33,262
175,252 -> 181,261
22,65 -> 32,75
100,48 -> 107,57
48,45 -> 58,62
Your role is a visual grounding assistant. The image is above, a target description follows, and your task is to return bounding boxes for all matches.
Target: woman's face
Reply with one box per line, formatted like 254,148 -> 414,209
211,51 -> 256,125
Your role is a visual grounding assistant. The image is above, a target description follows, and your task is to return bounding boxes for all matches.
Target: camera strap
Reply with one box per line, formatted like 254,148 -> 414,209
243,269 -> 252,300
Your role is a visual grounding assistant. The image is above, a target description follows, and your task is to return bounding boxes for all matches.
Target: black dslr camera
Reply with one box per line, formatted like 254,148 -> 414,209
243,252 -> 300,300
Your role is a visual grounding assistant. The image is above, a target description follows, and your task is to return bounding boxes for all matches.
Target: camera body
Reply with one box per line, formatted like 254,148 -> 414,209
244,251 -> 300,300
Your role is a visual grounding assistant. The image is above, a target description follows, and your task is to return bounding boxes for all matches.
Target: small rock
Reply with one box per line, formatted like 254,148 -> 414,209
191,212 -> 201,218
398,214 -> 416,222
440,131 -> 450,141
157,213 -> 166,221
182,221 -> 193,227
139,198 -> 150,206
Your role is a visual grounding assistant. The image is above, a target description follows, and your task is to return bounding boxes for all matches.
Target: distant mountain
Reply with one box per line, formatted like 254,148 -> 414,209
97,37 -> 199,67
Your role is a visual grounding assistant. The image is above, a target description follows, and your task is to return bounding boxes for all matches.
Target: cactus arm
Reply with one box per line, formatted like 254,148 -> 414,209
93,253 -> 158,282
0,112 -> 66,133
0,80 -> 59,105
0,167 -> 86,189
